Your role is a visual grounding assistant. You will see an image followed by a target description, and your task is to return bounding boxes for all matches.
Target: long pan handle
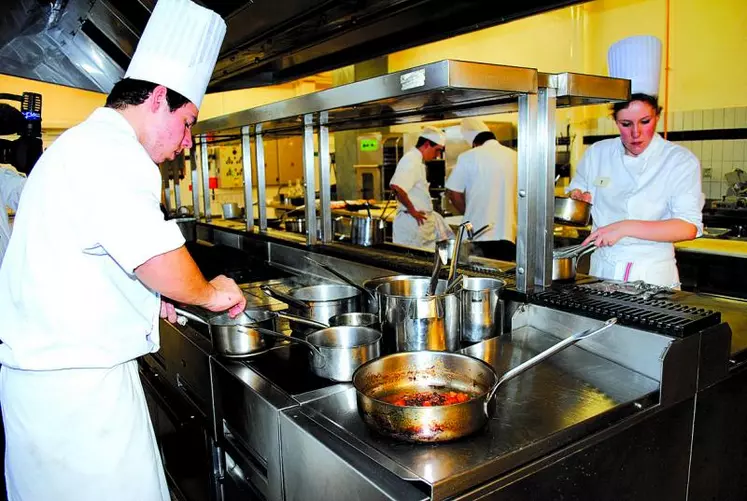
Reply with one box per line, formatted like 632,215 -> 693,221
251,327 -> 324,358
483,318 -> 617,417
260,285 -> 309,310
173,307 -> 209,326
303,255 -> 375,301
275,311 -> 329,330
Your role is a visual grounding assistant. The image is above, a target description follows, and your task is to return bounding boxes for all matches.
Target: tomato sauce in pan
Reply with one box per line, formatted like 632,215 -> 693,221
384,390 -> 473,407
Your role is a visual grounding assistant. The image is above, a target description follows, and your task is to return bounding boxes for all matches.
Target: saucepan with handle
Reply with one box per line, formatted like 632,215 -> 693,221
352,318 -> 617,442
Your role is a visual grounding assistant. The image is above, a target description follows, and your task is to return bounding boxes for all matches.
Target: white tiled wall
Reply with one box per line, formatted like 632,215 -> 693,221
586,106 -> 747,201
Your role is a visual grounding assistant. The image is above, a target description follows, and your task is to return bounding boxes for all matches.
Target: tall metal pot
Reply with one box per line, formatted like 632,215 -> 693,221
460,277 -> 505,343
376,277 -> 460,353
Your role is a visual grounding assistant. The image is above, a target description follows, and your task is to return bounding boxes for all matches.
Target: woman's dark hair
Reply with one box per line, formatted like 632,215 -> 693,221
105,78 -> 190,111
473,131 -> 496,147
415,137 -> 438,149
612,93 -> 662,119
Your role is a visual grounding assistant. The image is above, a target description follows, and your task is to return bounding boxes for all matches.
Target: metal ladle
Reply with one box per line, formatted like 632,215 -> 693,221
427,240 -> 450,296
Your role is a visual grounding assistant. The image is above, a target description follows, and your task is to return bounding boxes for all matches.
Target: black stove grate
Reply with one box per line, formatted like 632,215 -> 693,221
531,286 -> 721,337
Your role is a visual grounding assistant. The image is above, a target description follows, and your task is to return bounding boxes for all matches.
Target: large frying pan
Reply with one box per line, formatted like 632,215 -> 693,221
352,318 -> 617,442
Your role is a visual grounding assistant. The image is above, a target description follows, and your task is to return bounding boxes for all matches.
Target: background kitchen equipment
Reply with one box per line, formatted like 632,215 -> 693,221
376,277 -> 460,353
350,215 -> 386,246
352,318 -> 617,442
260,284 -> 362,332
554,197 -> 592,226
460,277 -> 505,343
553,241 -> 597,281
221,202 -> 242,219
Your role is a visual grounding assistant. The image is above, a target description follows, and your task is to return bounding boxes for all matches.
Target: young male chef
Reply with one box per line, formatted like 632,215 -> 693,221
0,1 -> 245,499
445,118 -> 518,260
389,126 -> 446,249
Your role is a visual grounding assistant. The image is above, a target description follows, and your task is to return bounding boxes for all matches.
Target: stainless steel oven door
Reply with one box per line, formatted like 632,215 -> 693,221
139,358 -> 217,501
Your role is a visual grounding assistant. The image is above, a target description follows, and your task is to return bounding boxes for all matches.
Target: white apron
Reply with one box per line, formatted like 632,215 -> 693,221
0,360 -> 169,501
589,253 -> 679,288
392,212 -> 436,249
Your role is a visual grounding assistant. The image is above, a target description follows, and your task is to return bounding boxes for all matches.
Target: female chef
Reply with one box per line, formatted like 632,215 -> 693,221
568,36 -> 703,287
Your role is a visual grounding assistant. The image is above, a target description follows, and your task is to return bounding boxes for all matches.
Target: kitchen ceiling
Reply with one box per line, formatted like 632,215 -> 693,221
0,0 -> 584,95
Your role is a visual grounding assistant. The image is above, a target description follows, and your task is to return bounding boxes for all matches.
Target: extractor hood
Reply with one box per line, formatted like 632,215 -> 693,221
0,0 -> 584,95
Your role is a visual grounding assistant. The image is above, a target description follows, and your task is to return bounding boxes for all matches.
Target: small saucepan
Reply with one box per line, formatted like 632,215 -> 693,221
552,241 -> 597,281
174,308 -> 327,356
175,308 -> 381,381
554,197 -> 592,227
328,312 -> 380,330
260,284 -> 362,333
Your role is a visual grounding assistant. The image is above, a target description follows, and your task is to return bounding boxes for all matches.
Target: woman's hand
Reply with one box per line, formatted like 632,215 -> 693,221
568,189 -> 592,203
583,221 -> 631,247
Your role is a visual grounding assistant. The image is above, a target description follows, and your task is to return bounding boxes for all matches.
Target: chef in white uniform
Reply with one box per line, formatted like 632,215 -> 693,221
0,1 -> 245,500
389,126 -> 445,249
446,118 -> 517,260
568,36 -> 703,288
0,166 -> 25,265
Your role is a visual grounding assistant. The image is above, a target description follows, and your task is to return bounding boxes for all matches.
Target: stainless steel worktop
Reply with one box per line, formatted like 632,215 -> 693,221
297,324 -> 660,500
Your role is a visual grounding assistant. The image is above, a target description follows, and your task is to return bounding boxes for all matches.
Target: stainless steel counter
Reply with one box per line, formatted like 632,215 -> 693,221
297,324 -> 660,500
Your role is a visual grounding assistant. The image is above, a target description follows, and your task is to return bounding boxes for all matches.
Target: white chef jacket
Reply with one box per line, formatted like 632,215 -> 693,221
0,107 -> 185,370
0,166 -> 26,266
445,139 -> 517,243
0,107 -> 181,501
568,133 -> 703,287
390,147 -> 436,248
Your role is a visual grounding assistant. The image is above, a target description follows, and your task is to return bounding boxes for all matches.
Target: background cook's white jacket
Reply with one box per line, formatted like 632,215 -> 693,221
568,134 -> 703,285
0,167 -> 26,266
445,139 -> 517,243
0,107 -> 185,370
390,147 -> 436,248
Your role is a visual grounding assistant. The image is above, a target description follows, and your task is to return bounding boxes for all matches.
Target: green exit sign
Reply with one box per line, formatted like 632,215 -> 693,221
360,139 -> 379,151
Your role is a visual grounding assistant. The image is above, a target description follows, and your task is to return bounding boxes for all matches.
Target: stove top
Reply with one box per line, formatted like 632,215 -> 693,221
531,282 -> 721,337
241,343 -> 339,396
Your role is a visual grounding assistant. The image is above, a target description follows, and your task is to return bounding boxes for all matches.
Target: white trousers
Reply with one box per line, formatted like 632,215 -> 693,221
0,360 -> 169,501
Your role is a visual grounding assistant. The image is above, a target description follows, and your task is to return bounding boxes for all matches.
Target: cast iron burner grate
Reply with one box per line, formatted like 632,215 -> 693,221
531,286 -> 721,337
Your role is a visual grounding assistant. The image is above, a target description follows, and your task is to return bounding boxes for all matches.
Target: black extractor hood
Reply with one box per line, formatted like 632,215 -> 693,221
1,0 -> 584,95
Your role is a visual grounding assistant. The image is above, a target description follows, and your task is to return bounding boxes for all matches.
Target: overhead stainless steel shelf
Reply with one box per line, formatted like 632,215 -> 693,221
193,59 -> 539,137
538,72 -> 631,107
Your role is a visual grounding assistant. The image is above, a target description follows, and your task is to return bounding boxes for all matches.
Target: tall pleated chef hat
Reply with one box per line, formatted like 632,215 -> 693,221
124,0 -> 226,108
419,126 -> 446,146
607,35 -> 663,97
461,117 -> 490,145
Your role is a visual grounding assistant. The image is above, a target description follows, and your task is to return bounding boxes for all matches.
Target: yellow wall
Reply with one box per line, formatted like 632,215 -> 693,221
390,0 -> 747,113
0,74 -> 106,129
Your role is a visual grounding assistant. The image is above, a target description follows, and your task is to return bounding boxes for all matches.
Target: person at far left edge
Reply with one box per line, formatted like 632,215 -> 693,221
0,1 -> 245,500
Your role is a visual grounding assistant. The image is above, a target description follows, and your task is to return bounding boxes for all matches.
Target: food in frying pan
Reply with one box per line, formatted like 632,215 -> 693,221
385,390 -> 473,407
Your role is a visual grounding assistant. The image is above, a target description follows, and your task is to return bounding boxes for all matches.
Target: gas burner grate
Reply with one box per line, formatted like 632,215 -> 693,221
531,286 -> 721,337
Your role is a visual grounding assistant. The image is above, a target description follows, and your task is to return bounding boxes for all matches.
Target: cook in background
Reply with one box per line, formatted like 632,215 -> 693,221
445,118 -> 518,261
568,35 -> 703,288
0,166 -> 25,265
0,1 -> 244,500
389,126 -> 446,249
